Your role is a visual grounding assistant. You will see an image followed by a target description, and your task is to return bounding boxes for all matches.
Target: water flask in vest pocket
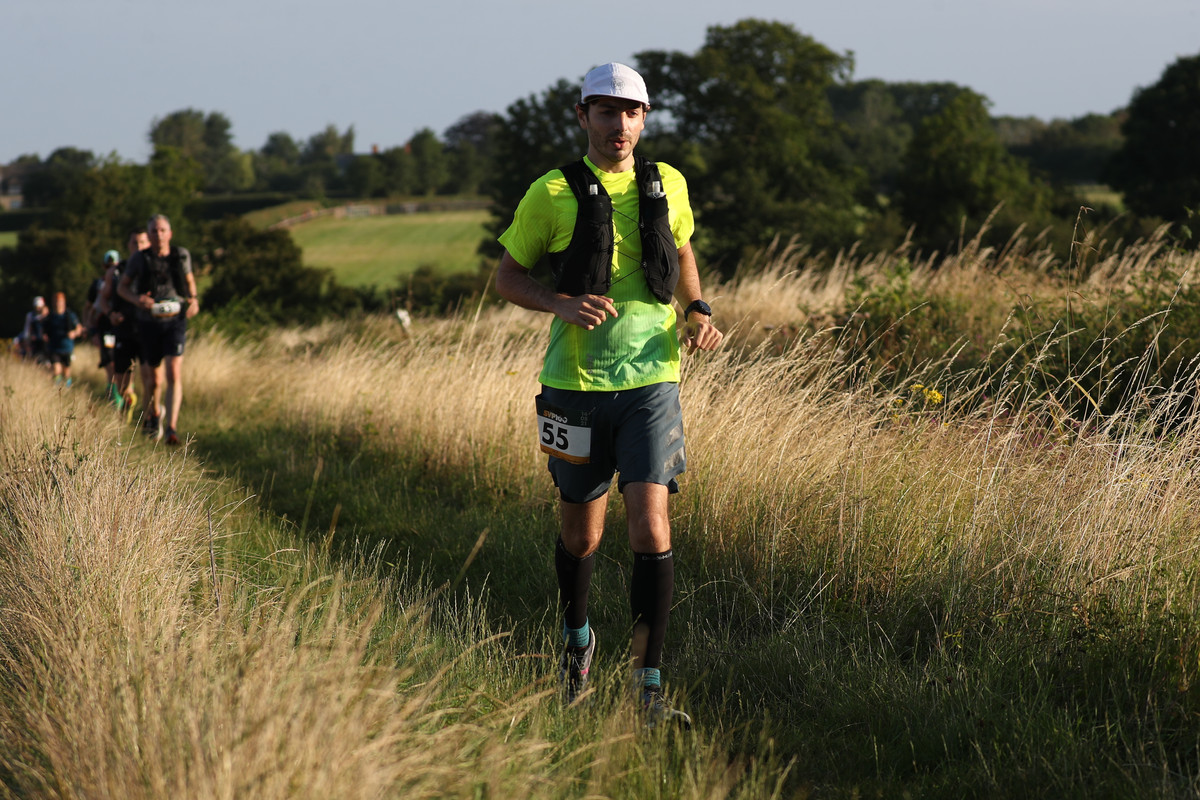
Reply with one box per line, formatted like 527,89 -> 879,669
151,300 -> 182,318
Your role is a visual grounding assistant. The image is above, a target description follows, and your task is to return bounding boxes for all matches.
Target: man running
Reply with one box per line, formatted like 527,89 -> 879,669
116,214 -> 199,445
41,292 -> 85,386
87,250 -> 121,404
495,62 -> 722,728
99,227 -> 152,420
19,296 -> 48,362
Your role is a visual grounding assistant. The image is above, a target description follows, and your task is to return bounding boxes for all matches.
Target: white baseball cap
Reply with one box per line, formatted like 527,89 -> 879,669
581,62 -> 650,107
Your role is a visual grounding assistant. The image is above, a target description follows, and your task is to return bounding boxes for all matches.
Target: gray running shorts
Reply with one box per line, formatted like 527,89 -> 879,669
540,382 -> 686,504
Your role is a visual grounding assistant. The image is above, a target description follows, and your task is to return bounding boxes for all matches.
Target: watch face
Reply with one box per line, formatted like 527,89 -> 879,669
689,300 -> 711,316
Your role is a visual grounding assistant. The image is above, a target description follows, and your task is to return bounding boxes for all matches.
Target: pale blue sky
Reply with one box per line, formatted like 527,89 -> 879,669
5,0 -> 1197,164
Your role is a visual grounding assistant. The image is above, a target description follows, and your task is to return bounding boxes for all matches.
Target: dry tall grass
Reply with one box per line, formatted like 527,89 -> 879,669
12,226 -> 1200,795
171,231 -> 1200,626
0,361 -> 589,799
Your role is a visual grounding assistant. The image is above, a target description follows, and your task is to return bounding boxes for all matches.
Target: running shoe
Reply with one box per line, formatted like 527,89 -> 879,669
164,428 -> 180,447
641,687 -> 692,731
558,629 -> 596,705
123,389 -> 137,425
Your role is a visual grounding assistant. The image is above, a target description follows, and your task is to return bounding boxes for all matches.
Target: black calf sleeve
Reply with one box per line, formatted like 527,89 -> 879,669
555,537 -> 595,630
630,549 -> 674,670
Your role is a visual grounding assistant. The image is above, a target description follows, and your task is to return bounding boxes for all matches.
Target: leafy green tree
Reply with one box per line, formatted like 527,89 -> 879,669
254,132 -> 303,191
347,154 -> 386,198
262,132 -> 301,164
636,19 -> 864,271
150,109 -> 207,159
830,80 -> 975,198
11,149 -> 196,284
299,124 -> 356,197
897,91 -> 1052,252
0,226 -> 96,332
144,147 -> 203,234
483,78 -> 584,257
199,217 -> 363,325
999,113 -> 1123,187
302,124 -> 355,165
378,146 -> 416,196
150,109 -> 248,192
20,148 -> 96,207
201,112 -> 252,191
45,156 -> 155,244
407,128 -> 448,195
443,111 -> 502,195
1104,52 -> 1200,221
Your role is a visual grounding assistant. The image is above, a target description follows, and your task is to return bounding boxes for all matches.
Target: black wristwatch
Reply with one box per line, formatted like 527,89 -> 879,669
684,299 -> 712,319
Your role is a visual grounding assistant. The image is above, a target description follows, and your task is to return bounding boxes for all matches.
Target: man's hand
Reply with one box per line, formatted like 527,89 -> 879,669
136,293 -> 155,310
186,297 -> 199,319
681,315 -> 722,354
554,294 -> 618,330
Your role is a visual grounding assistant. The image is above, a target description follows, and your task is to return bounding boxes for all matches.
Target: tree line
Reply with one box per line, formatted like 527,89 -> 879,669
2,18 -> 1198,335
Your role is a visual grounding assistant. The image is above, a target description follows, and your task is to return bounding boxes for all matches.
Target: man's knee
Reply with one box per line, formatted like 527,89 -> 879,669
561,495 -> 607,557
624,482 -> 672,553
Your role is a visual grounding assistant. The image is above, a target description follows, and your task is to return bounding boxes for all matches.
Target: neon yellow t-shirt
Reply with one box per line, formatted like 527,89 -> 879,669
499,156 -> 694,391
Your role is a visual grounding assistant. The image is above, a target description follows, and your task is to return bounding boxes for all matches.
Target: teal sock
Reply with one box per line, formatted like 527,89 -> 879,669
563,621 -> 590,648
633,667 -> 661,689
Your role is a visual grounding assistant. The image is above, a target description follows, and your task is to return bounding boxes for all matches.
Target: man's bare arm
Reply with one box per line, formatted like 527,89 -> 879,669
97,265 -> 117,317
184,273 -> 199,319
495,250 -> 617,331
673,241 -> 722,353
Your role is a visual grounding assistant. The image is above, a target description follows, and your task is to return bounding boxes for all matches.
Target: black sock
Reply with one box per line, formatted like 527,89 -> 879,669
630,549 -> 674,670
555,537 -> 595,632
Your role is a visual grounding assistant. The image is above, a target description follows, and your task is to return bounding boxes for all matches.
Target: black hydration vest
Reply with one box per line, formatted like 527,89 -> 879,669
548,156 -> 680,304
134,246 -> 189,301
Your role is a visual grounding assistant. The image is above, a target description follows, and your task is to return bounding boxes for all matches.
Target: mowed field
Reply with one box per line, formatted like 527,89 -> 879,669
288,209 -> 491,288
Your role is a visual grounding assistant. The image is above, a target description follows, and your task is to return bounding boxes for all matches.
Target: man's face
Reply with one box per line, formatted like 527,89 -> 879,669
53,295 -> 66,313
148,219 -> 171,251
577,98 -> 647,170
129,232 -> 150,254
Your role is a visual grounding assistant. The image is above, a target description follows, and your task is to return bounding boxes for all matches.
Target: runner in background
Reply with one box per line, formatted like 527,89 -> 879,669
87,250 -> 120,405
99,227 -> 152,421
41,291 -> 85,386
19,296 -> 48,362
116,214 -> 199,446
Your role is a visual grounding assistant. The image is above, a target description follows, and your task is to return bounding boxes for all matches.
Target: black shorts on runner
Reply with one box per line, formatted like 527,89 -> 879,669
97,339 -> 113,368
47,351 -> 73,367
112,331 -> 140,374
93,322 -> 114,368
137,315 -> 187,368
540,382 -> 686,504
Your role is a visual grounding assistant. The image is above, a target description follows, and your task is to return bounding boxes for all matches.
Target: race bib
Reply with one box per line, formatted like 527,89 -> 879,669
535,395 -> 592,464
102,334 -> 116,348
151,300 -> 182,318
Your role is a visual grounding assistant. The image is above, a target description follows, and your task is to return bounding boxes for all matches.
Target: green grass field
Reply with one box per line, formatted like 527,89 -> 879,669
289,209 -> 491,288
